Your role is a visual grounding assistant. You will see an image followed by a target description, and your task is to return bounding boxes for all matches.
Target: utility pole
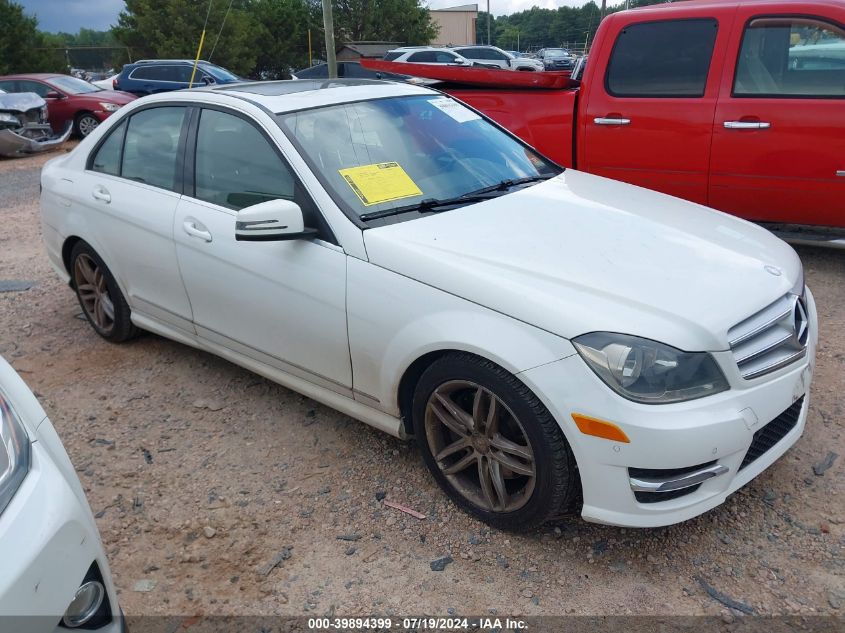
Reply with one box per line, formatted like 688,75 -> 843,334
600,0 -> 607,20
322,0 -> 338,78
487,0 -> 491,45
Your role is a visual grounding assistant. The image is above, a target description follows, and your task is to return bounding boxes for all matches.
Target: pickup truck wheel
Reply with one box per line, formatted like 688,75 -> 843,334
413,352 -> 579,530
70,242 -> 139,342
75,112 -> 99,138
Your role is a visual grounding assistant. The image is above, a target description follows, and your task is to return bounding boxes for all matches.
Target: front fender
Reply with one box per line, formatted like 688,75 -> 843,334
347,257 -> 576,416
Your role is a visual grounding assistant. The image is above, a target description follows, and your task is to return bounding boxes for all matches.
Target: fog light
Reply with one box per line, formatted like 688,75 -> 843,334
62,580 -> 105,628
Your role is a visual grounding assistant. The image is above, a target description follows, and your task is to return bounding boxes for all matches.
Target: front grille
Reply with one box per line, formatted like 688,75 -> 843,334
728,292 -> 809,380
739,396 -> 803,471
630,460 -> 716,504
20,107 -> 45,125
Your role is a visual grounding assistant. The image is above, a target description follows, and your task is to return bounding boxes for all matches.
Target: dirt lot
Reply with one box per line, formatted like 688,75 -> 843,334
1,147 -> 843,620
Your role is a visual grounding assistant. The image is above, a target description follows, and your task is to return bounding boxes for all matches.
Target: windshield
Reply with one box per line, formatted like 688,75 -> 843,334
545,49 -> 570,58
276,95 -> 560,222
49,76 -> 102,94
202,64 -> 239,82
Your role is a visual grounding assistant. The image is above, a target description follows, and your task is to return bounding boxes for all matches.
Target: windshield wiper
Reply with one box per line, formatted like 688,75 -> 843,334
464,174 -> 556,196
359,174 -> 556,222
360,194 -> 493,222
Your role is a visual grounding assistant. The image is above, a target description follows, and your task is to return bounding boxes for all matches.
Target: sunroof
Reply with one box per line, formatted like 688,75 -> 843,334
217,79 -> 387,96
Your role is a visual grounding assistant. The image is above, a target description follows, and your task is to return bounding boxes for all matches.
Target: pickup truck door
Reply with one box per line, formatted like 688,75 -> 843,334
710,11 -> 845,227
581,13 -> 732,205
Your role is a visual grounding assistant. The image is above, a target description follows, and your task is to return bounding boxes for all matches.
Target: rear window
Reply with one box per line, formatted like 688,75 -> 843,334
734,17 -> 845,97
606,18 -> 719,97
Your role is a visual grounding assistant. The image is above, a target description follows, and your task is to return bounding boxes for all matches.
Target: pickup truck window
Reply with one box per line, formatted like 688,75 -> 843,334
606,18 -> 718,97
734,17 -> 845,98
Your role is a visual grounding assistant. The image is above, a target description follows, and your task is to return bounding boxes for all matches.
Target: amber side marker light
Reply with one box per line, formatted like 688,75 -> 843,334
571,413 -> 630,443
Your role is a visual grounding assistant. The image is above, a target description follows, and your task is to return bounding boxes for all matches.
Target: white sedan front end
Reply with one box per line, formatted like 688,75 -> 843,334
0,357 -> 123,632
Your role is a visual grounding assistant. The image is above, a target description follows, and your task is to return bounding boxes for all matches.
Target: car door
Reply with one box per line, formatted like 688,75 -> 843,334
709,12 -> 845,227
173,106 -> 352,393
581,14 -> 731,204
75,105 -> 195,333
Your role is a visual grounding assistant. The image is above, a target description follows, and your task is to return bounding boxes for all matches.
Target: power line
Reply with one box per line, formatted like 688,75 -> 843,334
208,0 -> 235,61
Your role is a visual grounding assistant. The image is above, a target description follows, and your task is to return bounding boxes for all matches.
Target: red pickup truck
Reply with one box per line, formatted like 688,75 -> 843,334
364,0 -> 845,243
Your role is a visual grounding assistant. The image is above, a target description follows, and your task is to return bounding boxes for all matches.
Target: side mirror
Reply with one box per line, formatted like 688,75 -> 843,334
235,199 -> 316,242
45,91 -> 64,99
202,76 -> 215,85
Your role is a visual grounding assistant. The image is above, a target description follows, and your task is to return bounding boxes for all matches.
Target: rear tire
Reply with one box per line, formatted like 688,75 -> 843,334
412,352 -> 580,530
70,241 -> 139,343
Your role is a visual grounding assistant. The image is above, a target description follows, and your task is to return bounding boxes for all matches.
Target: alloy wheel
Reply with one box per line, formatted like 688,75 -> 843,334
78,115 -> 99,137
424,380 -> 536,513
74,253 -> 115,334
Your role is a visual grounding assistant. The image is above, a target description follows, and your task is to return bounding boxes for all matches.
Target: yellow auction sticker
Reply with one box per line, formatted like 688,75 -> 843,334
339,162 -> 422,207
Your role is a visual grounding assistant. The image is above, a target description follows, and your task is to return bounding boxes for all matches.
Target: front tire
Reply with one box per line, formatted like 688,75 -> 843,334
75,112 -> 100,138
70,241 -> 139,342
412,352 -> 579,530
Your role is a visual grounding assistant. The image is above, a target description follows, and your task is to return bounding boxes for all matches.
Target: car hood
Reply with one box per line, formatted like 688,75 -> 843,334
0,92 -> 46,112
363,170 -> 801,351
80,89 -> 136,104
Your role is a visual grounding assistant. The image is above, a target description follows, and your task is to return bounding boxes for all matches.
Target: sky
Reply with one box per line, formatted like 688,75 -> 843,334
19,0 -> 590,33
18,0 -> 125,32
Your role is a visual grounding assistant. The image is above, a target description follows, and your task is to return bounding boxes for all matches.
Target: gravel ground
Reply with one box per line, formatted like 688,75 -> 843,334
1,148 -> 843,619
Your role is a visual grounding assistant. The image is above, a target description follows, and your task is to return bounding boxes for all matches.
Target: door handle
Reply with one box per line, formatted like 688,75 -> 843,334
182,220 -> 212,242
91,186 -> 111,203
594,117 -> 631,126
724,121 -> 771,129
837,170 -> 845,177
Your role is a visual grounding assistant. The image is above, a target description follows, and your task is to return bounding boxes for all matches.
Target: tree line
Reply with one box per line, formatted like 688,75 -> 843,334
1,0 -> 673,79
476,0 -> 673,53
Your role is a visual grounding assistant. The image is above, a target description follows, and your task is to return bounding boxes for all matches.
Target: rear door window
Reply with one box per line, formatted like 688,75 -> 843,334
91,120 -> 126,176
130,66 -> 159,80
734,17 -> 845,97
121,107 -> 187,191
606,18 -> 719,97
408,51 -> 435,63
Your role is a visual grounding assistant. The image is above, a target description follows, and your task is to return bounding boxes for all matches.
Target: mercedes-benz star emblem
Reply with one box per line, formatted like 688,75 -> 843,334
791,296 -> 809,347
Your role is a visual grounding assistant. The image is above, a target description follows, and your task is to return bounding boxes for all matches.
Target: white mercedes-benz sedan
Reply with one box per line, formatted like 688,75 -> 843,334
0,356 -> 123,632
39,79 -> 817,529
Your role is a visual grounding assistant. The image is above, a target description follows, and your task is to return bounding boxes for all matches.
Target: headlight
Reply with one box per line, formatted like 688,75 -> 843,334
573,332 -> 729,404
99,102 -> 121,112
0,112 -> 18,124
0,388 -> 30,515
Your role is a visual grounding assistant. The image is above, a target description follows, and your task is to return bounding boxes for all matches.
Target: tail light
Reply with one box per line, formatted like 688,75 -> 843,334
112,78 -> 117,90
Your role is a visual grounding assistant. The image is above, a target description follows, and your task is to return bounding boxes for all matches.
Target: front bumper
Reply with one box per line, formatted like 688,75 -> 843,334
0,122 -> 72,157
0,436 -> 122,632
519,288 -> 818,528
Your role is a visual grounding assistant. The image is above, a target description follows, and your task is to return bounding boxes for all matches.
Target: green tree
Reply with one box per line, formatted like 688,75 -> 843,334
112,0 -> 258,76
326,0 -> 437,47
252,0 -> 314,79
0,0 -> 64,74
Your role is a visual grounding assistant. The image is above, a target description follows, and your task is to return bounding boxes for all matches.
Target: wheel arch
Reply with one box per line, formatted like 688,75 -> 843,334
61,235 -> 83,282
397,349 -> 454,437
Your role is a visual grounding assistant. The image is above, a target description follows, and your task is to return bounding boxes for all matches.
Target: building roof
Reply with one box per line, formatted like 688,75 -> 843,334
430,3 -> 478,12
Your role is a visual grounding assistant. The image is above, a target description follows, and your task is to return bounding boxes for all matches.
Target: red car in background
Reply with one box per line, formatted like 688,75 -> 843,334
0,74 -> 136,138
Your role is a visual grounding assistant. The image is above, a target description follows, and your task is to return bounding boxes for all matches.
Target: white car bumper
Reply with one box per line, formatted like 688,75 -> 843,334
0,425 -> 123,632
520,288 -> 818,528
